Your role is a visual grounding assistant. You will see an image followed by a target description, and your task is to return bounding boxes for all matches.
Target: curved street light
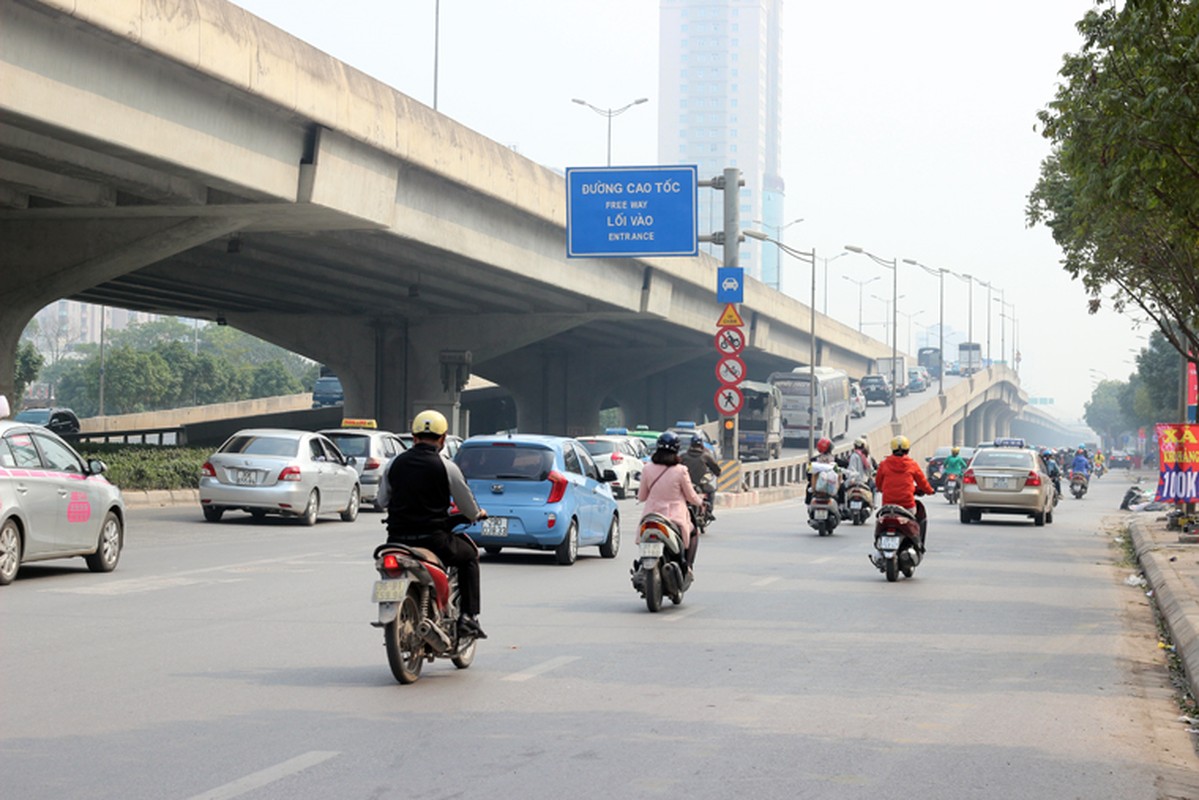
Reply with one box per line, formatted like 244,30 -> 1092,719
849,244 -> 900,424
842,274 -> 880,332
904,258 -> 952,396
746,228 -> 819,462
752,218 -> 804,290
571,97 -> 649,167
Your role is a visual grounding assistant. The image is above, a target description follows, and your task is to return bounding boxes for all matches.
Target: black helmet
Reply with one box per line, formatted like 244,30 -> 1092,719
656,431 -> 681,454
689,433 -> 705,449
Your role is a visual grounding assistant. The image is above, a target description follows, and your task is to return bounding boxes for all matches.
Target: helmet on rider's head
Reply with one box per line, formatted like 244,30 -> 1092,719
853,437 -> 868,451
816,437 -> 833,455
689,433 -> 705,449
951,446 -> 960,455
890,435 -> 911,455
1042,449 -> 1054,459
656,431 -> 681,454
412,409 -> 449,437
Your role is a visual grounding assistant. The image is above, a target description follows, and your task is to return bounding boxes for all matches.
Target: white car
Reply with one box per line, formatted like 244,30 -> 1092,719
319,425 -> 406,509
849,381 -> 867,418
577,435 -> 643,498
0,396 -> 125,585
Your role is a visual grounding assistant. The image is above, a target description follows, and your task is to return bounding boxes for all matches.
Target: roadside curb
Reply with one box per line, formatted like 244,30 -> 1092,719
1130,517 -> 1199,704
122,489 -> 199,509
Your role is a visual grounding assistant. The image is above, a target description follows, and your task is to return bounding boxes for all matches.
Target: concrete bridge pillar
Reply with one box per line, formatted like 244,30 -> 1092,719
963,407 -> 984,447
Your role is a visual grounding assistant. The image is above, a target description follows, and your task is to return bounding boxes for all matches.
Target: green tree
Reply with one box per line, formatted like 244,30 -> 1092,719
1028,0 -> 1199,363
14,340 -> 45,405
108,317 -> 195,351
249,359 -> 303,398
1085,380 -> 1136,447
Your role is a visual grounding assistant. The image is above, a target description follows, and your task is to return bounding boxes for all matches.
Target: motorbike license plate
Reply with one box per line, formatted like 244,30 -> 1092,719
639,541 -> 664,558
813,508 -> 828,520
481,517 -> 508,537
877,535 -> 901,550
990,476 -> 1011,489
850,500 -> 863,510
372,578 -> 410,603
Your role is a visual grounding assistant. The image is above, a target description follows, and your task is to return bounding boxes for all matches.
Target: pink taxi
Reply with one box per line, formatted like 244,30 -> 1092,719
0,396 -> 124,585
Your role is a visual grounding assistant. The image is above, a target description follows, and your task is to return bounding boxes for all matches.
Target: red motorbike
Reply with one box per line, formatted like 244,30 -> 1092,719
869,501 -> 925,582
370,515 -> 479,684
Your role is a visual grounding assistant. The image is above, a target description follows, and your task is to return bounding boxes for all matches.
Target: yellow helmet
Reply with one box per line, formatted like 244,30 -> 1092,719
890,435 -> 911,454
951,446 -> 960,455
412,409 -> 449,436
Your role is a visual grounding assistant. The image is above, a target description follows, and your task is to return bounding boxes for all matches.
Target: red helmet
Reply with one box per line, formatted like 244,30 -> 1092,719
816,437 -> 833,454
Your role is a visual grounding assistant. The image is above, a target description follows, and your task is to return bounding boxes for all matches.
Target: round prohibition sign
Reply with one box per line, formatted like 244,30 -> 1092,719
715,356 -> 747,386
714,385 -> 744,417
714,326 -> 746,355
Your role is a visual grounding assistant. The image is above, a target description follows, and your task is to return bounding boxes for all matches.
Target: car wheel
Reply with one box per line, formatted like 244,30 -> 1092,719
959,507 -> 971,524
483,546 -> 503,556
85,511 -> 122,573
618,477 -> 629,500
341,486 -> 360,522
249,509 -> 267,522
555,519 -> 579,566
202,505 -> 224,523
1046,508 -> 1054,524
300,490 -> 319,526
0,518 -> 21,585
599,516 -> 620,559
1033,510 -> 1046,527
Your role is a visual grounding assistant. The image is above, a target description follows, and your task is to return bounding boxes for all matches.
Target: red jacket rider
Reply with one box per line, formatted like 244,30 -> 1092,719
875,436 -> 933,510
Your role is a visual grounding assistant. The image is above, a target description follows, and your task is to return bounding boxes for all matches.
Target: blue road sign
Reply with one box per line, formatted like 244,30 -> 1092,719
566,165 -> 698,258
717,267 -> 744,303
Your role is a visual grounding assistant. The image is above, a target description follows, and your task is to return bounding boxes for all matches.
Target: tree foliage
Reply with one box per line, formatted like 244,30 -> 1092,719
14,341 -> 44,405
1028,0 -> 1199,362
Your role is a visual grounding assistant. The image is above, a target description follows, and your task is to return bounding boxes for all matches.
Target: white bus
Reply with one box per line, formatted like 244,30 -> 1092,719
767,366 -> 852,443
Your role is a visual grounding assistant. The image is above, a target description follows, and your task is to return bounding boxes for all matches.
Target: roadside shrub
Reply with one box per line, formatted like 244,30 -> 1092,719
77,445 -> 209,491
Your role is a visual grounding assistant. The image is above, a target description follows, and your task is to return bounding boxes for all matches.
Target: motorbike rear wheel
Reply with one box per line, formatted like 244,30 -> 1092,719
885,557 -> 899,582
452,637 -> 477,670
385,592 -> 424,684
644,564 -> 663,612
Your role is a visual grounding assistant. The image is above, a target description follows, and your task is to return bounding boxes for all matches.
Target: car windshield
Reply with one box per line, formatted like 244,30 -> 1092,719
861,377 -> 883,385
457,444 -> 555,480
14,409 -> 50,424
579,440 -> 617,455
220,435 -> 300,457
324,434 -> 369,457
971,451 -> 1033,469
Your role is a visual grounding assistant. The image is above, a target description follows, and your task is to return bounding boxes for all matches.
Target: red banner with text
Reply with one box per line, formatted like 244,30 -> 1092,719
1155,423 -> 1199,503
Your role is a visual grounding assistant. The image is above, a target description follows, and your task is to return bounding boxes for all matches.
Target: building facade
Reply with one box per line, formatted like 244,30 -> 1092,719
658,0 -> 785,286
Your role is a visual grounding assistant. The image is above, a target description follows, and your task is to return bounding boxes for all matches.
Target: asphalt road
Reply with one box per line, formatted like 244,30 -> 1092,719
2,474 -> 1195,799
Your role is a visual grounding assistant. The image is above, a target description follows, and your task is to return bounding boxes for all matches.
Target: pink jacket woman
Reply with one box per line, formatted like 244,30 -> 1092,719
638,461 -> 703,550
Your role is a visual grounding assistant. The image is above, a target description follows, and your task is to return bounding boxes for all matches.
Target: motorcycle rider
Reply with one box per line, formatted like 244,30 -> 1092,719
941,446 -> 969,488
806,437 -> 838,504
383,409 -> 489,640
639,431 -> 704,575
847,437 -> 874,486
1070,448 -> 1092,479
875,435 -> 935,550
1042,449 -> 1062,498
681,433 -> 722,522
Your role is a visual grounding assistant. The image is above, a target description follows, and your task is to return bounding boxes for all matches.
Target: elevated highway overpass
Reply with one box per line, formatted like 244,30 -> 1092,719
0,0 -> 1072,446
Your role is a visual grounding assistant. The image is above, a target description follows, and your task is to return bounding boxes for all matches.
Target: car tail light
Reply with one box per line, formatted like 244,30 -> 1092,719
610,452 -> 623,464
963,469 -> 976,485
547,512 -> 557,528
278,465 -> 302,482
365,457 -> 382,470
1024,471 -> 1041,486
201,461 -> 216,477
546,470 -> 568,504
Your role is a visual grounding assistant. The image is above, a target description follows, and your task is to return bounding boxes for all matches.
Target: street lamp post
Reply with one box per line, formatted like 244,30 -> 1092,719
872,292 -> 905,348
571,97 -> 649,167
904,259 -> 950,396
980,280 -> 994,366
842,274 -> 880,332
995,295 -> 1012,366
747,229 -> 818,462
821,252 -> 849,314
848,245 -> 900,424
752,217 -> 804,290
897,309 -> 924,356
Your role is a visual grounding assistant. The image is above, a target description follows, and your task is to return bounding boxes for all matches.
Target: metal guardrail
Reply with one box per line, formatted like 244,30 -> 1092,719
739,454 -> 809,491
68,427 -> 184,446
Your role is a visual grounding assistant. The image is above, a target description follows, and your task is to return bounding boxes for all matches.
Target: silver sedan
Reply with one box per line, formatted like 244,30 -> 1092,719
199,429 -> 360,524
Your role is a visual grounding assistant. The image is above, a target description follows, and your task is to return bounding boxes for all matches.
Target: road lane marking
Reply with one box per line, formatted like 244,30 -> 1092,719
43,552 -> 329,595
811,556 -> 833,564
751,576 -> 781,587
185,750 -> 339,800
501,655 -> 580,682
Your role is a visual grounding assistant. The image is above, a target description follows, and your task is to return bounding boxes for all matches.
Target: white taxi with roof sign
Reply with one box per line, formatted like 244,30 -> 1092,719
0,395 -> 125,585
318,421 -> 406,509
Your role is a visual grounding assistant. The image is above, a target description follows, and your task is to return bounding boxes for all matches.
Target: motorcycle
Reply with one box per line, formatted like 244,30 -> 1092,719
370,516 -> 478,684
843,471 -> 874,526
869,500 -> 925,582
1069,470 -> 1089,499
693,473 -> 716,534
631,512 -> 693,612
807,463 -> 841,536
943,473 -> 961,505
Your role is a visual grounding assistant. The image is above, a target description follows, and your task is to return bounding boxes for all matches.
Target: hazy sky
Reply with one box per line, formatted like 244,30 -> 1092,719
232,0 -> 1141,423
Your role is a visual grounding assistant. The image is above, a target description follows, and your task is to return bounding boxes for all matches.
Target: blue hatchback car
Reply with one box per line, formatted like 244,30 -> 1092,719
455,435 -> 620,565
